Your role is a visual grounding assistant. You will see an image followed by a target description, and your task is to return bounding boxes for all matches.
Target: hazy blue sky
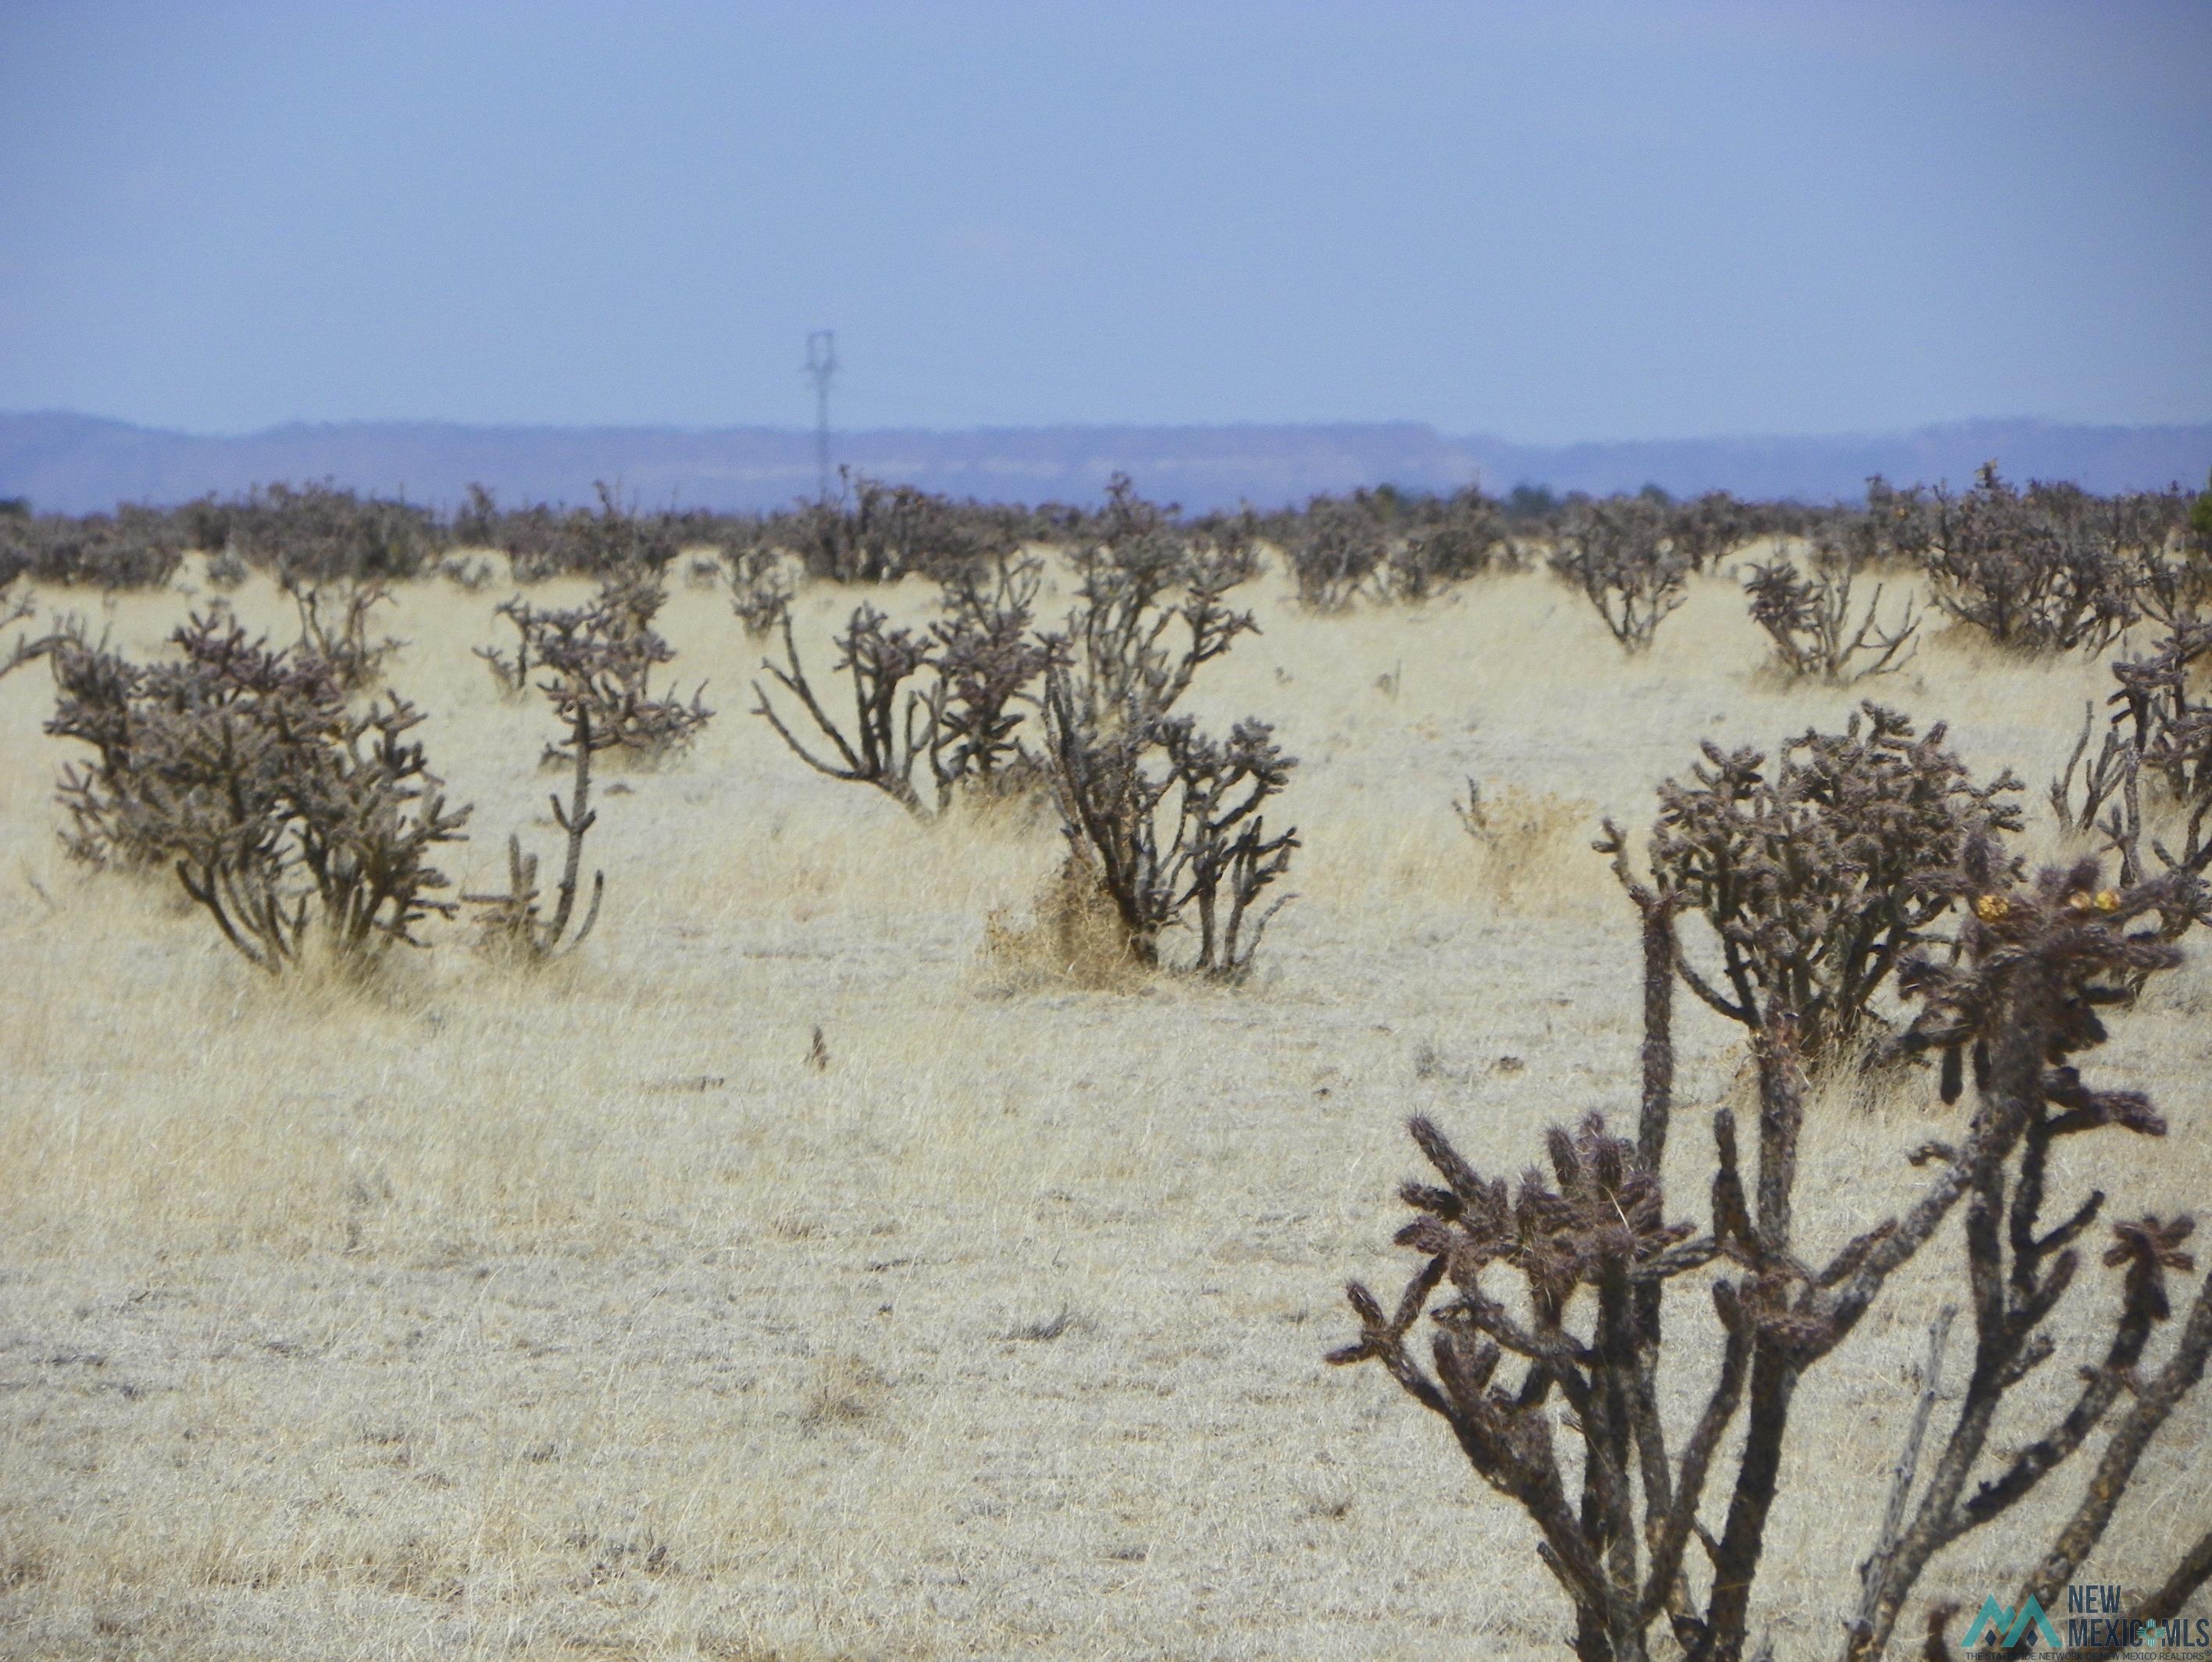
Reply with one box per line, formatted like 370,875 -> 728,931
2,1 -> 2206,441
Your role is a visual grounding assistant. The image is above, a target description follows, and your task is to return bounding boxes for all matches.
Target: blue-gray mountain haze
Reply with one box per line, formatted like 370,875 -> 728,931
5,412 -> 2207,517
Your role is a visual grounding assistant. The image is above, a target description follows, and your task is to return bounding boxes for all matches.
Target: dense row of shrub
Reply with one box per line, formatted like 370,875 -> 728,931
12,467 -> 2208,633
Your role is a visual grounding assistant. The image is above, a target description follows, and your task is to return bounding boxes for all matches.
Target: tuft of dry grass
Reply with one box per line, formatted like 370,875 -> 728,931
1454,779 -> 1595,909
980,857 -> 1152,992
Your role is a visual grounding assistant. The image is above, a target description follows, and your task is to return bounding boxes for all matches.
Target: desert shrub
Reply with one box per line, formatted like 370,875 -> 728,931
1040,684 -> 1297,978
44,614 -> 469,972
479,569 -> 710,761
1664,490 -> 1758,572
1036,484 -> 1296,977
1921,465 -> 2139,654
1057,478 -> 1261,726
1861,474 -> 1939,565
0,505 -> 187,590
435,555 -> 498,592
1332,832 -> 2212,1662
1632,703 -> 2024,1061
752,551 -> 1054,817
1385,488 -> 1511,601
0,576 -> 30,664
462,483 -> 683,583
755,602 -> 944,813
1503,481 -> 1564,523
0,572 -> 70,679
1550,497 -> 1689,652
473,497 -> 566,580
771,469 -> 1021,584
558,483 -> 680,578
754,472 -> 1293,969
1802,477 -> 1940,579
194,482 -> 439,585
1741,550 -> 1918,683
284,573 -> 403,692
1278,487 -> 1508,608
981,857 -> 1151,990
451,482 -> 501,549
1284,493 -> 1391,610
931,553 -> 1058,798
2114,484 -> 2211,626
721,538 -> 794,636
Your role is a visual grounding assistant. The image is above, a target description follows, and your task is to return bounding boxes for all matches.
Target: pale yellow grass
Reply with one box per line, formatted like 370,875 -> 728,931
0,559 -> 2203,1659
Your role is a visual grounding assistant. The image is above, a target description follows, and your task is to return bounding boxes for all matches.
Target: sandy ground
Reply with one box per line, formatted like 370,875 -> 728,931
0,553 -> 2204,1660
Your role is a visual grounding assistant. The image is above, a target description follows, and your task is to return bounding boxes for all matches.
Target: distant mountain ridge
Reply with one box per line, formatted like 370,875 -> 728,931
2,411 -> 2206,515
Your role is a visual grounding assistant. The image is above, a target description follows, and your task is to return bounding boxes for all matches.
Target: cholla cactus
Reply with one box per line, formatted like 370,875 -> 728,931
1549,497 -> 1689,652
1847,858 -> 2210,1659
1921,465 -> 2139,654
2050,618 -> 2212,958
1336,823 -> 2211,1662
1640,703 -> 2023,1059
45,612 -> 469,973
464,706 -> 605,965
480,569 -> 711,760
753,552 -> 1058,818
283,572 -> 403,691
1041,685 -> 1298,977
1742,552 -> 1918,683
722,539 -> 792,636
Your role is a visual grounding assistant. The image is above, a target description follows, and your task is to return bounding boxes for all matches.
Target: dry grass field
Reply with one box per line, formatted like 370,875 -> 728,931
0,555 -> 2205,1660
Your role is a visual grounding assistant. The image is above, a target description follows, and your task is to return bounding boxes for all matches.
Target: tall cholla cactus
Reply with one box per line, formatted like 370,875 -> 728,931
1855,852 -> 2212,1660
1333,823 -> 2212,1662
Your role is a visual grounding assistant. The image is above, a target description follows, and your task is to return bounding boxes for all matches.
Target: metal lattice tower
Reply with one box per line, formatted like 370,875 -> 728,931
804,330 -> 837,504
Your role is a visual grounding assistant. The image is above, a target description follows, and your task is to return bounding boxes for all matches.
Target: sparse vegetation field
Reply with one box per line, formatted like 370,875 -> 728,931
0,493 -> 2207,1660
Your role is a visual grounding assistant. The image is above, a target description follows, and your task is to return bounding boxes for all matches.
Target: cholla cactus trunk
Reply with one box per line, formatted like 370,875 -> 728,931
462,706 -> 605,962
